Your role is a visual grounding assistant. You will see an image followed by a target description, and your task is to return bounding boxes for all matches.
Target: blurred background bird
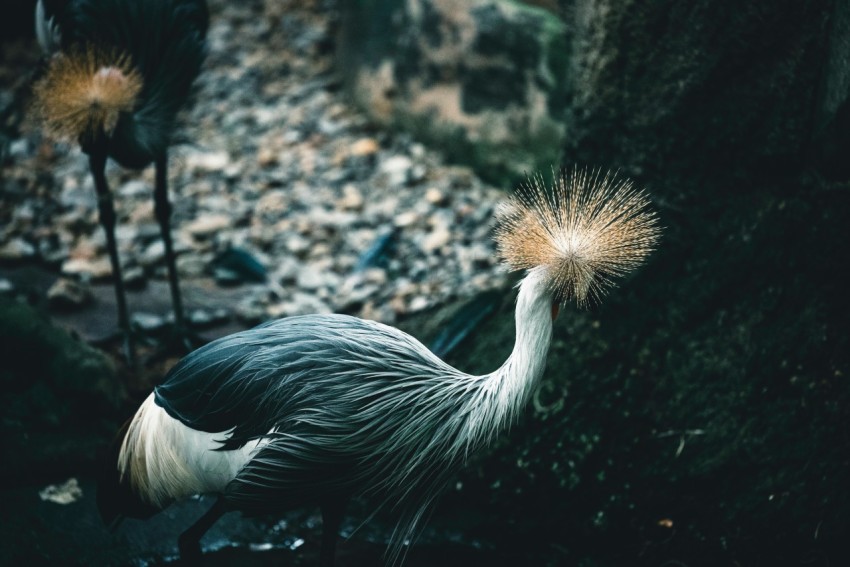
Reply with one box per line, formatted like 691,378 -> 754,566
97,168 -> 660,566
30,0 -> 209,363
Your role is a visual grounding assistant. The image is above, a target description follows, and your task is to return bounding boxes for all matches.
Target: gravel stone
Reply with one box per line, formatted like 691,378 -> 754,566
0,0 -> 510,329
0,238 -> 36,260
47,278 -> 94,310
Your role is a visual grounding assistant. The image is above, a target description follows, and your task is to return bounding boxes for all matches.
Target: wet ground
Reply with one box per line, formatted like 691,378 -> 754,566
2,478 -> 515,566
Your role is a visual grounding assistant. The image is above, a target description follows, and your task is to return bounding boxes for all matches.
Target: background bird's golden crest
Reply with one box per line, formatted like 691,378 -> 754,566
495,168 -> 661,306
31,46 -> 142,143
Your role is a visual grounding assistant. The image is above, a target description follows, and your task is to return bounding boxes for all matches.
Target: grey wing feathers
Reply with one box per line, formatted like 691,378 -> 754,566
154,314 -> 456,447
155,313 -> 475,561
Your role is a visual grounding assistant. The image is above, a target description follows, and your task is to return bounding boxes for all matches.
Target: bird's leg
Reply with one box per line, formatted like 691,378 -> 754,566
178,496 -> 229,565
90,150 -> 135,366
319,500 -> 347,567
154,153 -> 195,353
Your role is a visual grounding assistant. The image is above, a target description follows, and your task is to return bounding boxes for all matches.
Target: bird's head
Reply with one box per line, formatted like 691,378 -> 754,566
31,46 -> 142,151
494,168 -> 661,314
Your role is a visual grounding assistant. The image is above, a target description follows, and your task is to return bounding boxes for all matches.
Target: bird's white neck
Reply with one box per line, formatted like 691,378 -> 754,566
465,269 -> 555,445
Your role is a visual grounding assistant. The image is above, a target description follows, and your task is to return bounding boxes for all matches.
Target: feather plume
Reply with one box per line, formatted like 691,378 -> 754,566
495,168 -> 661,306
32,46 -> 142,143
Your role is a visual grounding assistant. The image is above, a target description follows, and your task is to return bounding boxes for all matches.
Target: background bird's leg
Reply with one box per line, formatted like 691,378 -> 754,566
89,150 -> 135,366
319,500 -> 347,567
177,496 -> 228,565
154,153 -> 192,352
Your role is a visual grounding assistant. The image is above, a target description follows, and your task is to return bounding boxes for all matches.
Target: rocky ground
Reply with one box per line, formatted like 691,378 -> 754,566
1,0 -> 509,360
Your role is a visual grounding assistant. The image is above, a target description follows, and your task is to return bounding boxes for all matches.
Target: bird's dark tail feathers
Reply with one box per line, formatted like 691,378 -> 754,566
96,417 -> 159,527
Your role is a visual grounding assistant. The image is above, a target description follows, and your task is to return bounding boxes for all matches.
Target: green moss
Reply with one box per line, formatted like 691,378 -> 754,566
0,299 -> 123,479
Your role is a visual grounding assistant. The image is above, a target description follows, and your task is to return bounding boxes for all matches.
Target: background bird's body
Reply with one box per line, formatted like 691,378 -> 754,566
36,0 -> 208,166
32,0 -> 208,360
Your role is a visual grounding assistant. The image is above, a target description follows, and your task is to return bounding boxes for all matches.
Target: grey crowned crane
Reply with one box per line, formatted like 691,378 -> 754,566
98,170 -> 661,566
31,0 -> 208,362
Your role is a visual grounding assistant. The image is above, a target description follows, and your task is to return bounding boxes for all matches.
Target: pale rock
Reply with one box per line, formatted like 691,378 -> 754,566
223,163 -> 243,180
188,308 -> 229,327
123,266 -> 147,289
186,150 -> 230,172
271,256 -> 303,284
422,226 -> 451,252
38,478 -> 82,505
46,278 -> 93,309
339,273 -> 382,309
361,267 -> 388,285
257,146 -> 279,167
129,201 -> 155,223
282,130 -> 302,144
141,240 -> 165,267
186,214 -> 231,238
275,292 -> 331,317
350,137 -> 379,157
132,312 -> 167,332
285,233 -> 310,255
62,257 -> 113,279
115,224 -> 139,245
409,296 -> 430,312
310,242 -> 332,259
409,163 -> 427,183
360,300 -> 396,324
314,209 -> 357,229
177,254 -> 208,277
257,190 -> 289,214
235,294 -> 269,324
118,180 -> 149,198
425,187 -> 448,206
394,211 -> 420,228
380,155 -> 413,186
389,294 -> 407,314
338,184 -> 364,210
0,238 -> 36,260
318,117 -> 342,136
296,264 -> 325,290
9,139 -> 28,157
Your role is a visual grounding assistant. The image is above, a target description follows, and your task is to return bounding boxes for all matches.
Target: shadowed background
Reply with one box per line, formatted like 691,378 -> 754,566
1,0 -> 848,565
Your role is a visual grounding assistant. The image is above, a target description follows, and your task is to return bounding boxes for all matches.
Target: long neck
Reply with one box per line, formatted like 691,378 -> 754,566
465,269 -> 555,445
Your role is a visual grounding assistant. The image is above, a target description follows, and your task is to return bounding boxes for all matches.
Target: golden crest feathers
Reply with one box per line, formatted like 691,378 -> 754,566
495,168 -> 661,306
31,46 -> 142,143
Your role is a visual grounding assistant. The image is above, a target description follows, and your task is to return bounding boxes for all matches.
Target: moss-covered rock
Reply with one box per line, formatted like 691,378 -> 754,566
0,299 -> 124,480
338,0 -> 568,187
400,175 -> 849,565
395,2 -> 850,559
560,0 -> 849,184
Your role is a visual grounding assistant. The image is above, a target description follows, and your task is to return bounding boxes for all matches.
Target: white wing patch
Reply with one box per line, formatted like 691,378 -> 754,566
117,393 -> 271,508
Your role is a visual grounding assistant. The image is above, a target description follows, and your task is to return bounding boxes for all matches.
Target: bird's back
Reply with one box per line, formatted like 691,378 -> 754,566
155,314 -> 461,451
123,314 -> 476,548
